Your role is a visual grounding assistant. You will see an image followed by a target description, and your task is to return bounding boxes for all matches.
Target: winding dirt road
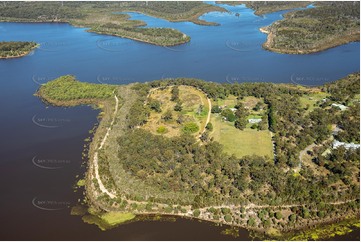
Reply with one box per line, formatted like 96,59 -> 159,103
201,96 -> 212,135
93,94 -> 119,199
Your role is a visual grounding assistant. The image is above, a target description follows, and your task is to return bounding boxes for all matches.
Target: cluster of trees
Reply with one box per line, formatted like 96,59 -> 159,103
144,77 -> 307,101
322,73 -> 360,143
127,98 -> 149,129
0,1 -> 84,21
148,99 -> 162,113
120,75 -> 360,207
118,129 -> 233,200
323,73 -> 360,104
336,103 -> 360,143
171,86 -> 183,112
214,102 -> 250,130
0,41 -> 37,58
234,102 -> 249,130
38,75 -> 115,102
267,1 -> 359,53
116,125 -> 359,209
314,146 -> 360,186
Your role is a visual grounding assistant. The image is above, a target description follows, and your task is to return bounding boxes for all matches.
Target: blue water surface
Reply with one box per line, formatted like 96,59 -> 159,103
0,2 -> 359,240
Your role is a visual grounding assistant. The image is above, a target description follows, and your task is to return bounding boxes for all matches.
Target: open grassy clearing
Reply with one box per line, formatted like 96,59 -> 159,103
299,91 -> 328,113
210,114 -> 274,159
242,96 -> 260,109
143,85 -> 208,138
212,94 -> 238,107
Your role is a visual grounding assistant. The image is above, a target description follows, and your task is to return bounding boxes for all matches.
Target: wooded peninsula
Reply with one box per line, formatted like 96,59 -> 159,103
36,73 -> 360,240
258,1 -> 360,54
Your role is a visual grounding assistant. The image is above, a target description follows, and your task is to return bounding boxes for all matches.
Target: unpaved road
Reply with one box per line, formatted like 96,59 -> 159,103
93,94 -> 119,199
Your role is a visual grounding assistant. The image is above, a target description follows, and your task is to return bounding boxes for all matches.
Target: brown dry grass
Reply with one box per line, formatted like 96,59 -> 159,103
142,86 -> 208,138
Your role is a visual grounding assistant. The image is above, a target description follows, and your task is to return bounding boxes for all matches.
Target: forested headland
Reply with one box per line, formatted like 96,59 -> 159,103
37,73 -> 360,239
260,1 -> 360,54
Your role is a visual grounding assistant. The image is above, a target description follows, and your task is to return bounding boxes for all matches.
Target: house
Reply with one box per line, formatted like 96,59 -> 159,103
248,118 -> 262,124
331,103 -> 348,111
332,140 -> 360,150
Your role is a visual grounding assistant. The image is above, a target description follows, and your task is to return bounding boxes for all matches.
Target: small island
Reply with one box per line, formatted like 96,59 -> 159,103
36,74 -> 360,240
0,41 -> 38,59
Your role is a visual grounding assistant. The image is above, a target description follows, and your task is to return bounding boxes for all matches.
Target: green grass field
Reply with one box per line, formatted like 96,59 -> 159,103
101,212 -> 135,226
210,115 -> 274,159
299,92 -> 328,113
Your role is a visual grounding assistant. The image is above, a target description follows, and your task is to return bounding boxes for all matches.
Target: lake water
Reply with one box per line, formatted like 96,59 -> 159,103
0,2 -> 359,240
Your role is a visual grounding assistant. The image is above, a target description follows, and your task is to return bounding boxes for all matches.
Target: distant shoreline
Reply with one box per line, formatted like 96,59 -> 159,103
260,26 -> 360,54
0,5 -> 223,47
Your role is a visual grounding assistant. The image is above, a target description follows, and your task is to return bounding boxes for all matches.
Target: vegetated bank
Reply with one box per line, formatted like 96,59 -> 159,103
218,1 -> 310,15
0,41 -> 38,59
260,1 -> 360,54
36,74 -> 360,240
115,1 -> 226,26
0,1 -> 226,47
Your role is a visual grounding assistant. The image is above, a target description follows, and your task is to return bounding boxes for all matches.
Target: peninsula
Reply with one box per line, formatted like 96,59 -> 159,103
219,1 -> 359,54
37,74 -> 360,240
0,41 -> 38,59
259,1 -> 360,54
